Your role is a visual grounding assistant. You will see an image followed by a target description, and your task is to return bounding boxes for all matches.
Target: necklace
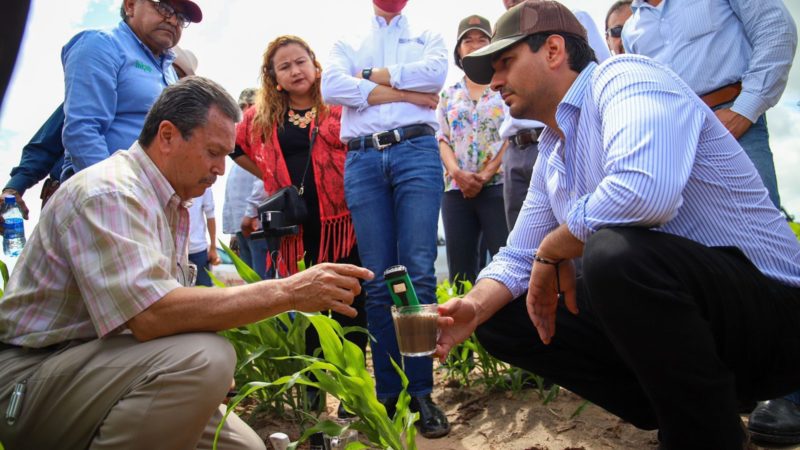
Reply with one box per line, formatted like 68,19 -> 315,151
287,106 -> 316,128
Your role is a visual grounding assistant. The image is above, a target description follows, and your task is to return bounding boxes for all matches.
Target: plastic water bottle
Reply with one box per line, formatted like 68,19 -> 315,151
2,195 -> 26,257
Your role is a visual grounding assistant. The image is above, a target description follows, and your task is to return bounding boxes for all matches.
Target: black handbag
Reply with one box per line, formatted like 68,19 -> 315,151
258,124 -> 319,226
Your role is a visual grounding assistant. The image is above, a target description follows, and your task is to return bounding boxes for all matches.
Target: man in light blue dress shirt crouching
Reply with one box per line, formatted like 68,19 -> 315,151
623,0 -> 800,443
434,2 -> 800,449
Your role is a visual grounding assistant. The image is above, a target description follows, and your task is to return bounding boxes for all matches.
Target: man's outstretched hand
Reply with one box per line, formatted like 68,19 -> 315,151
433,298 -> 475,362
283,263 -> 374,318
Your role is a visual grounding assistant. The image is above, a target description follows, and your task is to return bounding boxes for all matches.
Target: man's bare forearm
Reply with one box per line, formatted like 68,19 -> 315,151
464,278 -> 515,325
127,281 -> 295,341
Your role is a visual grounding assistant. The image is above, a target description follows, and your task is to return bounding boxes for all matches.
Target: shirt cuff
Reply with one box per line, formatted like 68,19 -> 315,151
357,79 -> 379,112
565,194 -> 593,243
731,91 -> 768,124
4,176 -> 34,195
386,64 -> 402,88
244,203 -> 258,218
476,268 -> 526,299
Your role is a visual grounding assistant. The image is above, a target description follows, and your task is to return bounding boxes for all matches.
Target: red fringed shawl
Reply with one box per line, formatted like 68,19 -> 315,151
236,105 -> 356,276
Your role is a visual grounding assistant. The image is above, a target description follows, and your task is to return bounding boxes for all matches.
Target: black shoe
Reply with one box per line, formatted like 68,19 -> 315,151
410,394 -> 451,439
338,401 -> 356,419
379,396 -> 398,419
748,399 -> 800,445
306,387 -> 325,413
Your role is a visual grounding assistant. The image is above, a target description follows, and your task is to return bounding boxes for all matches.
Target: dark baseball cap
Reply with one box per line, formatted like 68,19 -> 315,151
172,0 -> 203,23
457,15 -> 492,41
462,0 -> 587,84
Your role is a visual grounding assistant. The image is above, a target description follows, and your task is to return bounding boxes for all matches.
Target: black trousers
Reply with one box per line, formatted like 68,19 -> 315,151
442,184 -> 508,287
476,228 -> 800,449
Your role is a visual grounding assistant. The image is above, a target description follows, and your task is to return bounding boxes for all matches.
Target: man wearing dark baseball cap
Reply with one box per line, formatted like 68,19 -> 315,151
60,0 -> 203,180
435,1 -> 800,449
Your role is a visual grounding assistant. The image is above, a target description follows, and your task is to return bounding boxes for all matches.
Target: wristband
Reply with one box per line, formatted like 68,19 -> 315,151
533,254 -> 562,266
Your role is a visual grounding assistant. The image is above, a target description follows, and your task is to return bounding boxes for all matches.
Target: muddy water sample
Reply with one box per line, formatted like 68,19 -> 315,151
392,304 -> 439,356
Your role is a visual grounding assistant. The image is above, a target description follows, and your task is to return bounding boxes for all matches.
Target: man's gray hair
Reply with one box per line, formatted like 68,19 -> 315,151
238,87 -> 258,109
138,76 -> 241,148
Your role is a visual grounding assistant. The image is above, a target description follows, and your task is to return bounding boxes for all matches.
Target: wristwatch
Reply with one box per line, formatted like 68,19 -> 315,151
362,68 -> 373,80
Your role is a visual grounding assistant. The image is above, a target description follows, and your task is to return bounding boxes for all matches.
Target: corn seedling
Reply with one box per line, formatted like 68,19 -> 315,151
435,278 -> 560,400
215,243 -> 416,448
212,242 -> 318,423
217,313 -> 417,450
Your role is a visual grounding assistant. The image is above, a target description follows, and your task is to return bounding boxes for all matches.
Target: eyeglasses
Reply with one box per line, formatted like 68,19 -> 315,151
606,25 -> 623,38
149,0 -> 192,29
177,262 -> 198,287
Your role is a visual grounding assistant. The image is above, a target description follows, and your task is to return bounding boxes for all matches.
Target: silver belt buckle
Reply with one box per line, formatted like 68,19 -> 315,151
371,129 -> 402,150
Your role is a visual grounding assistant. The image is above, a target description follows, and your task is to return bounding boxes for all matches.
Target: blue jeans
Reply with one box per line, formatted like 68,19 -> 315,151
247,235 -> 270,280
188,250 -> 212,287
715,104 -> 780,208
344,135 -> 443,399
235,231 -> 253,269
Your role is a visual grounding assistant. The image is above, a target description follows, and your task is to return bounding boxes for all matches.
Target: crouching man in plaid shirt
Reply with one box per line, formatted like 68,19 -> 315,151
0,77 -> 372,450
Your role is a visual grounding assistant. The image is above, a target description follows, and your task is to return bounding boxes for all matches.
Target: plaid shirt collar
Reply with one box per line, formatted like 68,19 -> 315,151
128,141 -> 189,211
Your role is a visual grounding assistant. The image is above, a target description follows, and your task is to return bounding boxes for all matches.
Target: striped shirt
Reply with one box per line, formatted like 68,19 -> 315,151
479,56 -> 800,298
0,143 -> 189,348
622,0 -> 797,122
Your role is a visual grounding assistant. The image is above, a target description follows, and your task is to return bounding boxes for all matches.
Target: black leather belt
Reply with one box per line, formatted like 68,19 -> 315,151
509,127 -> 544,149
347,124 -> 435,151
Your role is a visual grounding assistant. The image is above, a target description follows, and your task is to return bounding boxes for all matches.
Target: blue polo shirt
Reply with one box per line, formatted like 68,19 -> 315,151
61,20 -> 177,177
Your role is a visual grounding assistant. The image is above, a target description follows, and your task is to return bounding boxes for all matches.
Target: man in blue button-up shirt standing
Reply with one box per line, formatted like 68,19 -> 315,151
622,0 -> 797,210
622,1 -> 800,442
322,0 -> 451,439
61,0 -> 202,180
435,2 -> 800,449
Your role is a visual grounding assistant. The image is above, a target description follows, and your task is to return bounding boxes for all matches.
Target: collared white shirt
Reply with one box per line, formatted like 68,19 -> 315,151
623,0 -> 797,122
499,10 -> 611,140
322,14 -> 448,141
188,188 -> 214,254
222,164 -> 260,234
479,56 -> 800,298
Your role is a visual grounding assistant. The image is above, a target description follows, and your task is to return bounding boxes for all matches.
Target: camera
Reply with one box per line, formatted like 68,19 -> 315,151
250,210 -> 297,240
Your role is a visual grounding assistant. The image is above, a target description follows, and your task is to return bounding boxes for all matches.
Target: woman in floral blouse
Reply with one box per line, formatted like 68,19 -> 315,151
436,14 -> 509,290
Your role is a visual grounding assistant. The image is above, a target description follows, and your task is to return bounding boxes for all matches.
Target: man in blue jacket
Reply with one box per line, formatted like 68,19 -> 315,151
61,0 -> 201,180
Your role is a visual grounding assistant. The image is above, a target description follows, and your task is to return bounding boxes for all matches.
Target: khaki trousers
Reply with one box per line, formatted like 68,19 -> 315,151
0,333 -> 265,450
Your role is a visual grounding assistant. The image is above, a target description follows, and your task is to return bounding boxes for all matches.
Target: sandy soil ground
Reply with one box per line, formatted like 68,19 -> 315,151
241,378 -> 800,450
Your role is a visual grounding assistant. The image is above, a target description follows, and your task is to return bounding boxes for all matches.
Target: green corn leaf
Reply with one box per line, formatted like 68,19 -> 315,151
543,384 -> 560,405
218,239 -> 261,283
789,221 -> 800,241
0,258 -> 8,292
570,400 -> 591,419
306,313 -> 346,368
207,270 -> 226,288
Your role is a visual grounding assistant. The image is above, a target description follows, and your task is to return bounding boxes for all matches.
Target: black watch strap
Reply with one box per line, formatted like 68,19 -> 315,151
362,68 -> 373,80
